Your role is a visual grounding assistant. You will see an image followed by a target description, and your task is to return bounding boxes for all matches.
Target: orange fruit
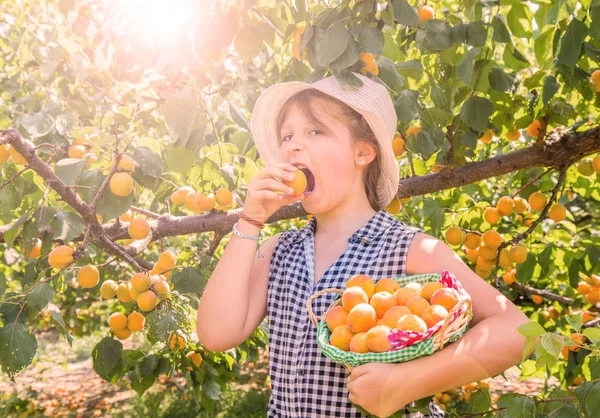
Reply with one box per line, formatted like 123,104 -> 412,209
109,172 -> 134,196
464,233 -> 482,250
532,295 -> 544,304
345,274 -> 376,299
326,306 -> 350,332
506,128 -> 521,142
342,286 -> 369,312
131,273 -> 151,292
77,265 -> 100,288
109,312 -> 127,331
100,280 -> 118,299
479,128 -> 493,144
549,203 -> 566,222
366,325 -> 393,353
577,282 -> 592,295
421,304 -> 449,328
48,245 -> 74,269
404,282 -> 422,292
513,197 -> 528,213
9,140 -> 34,164
528,192 -> 547,211
417,5 -> 434,23
330,325 -> 354,351
359,52 -> 378,76
503,268 -> 517,285
499,248 -> 512,268
128,218 -> 150,240
170,186 -> 194,206
466,248 -> 479,264
137,290 -> 159,312
0,144 -> 10,162
282,170 -> 307,197
194,193 -> 216,212
168,332 -> 186,350
565,333 -> 586,352
375,278 -> 401,295
591,69 -> 600,84
527,120 -> 542,137
215,187 -> 234,207
405,295 -> 430,317
114,327 -> 132,340
479,245 -> 498,261
396,314 -> 427,333
127,312 -> 145,331
68,145 -> 87,159
509,244 -> 528,264
585,289 -> 600,305
405,126 -> 421,138
153,280 -> 170,296
349,332 -> 370,354
476,256 -> 494,271
25,239 -> 42,259
484,207 -> 501,225
430,288 -> 459,312
117,155 -> 135,173
370,292 -> 397,319
119,209 -> 134,222
347,303 -> 377,333
393,287 -> 418,306
116,282 -> 133,303
392,134 -> 406,157
381,306 -> 411,328
475,266 -> 492,279
445,226 -> 465,246
482,230 -> 502,249
385,198 -> 402,214
420,282 -> 445,302
186,351 -> 203,368
496,196 -> 514,216
158,250 -> 176,270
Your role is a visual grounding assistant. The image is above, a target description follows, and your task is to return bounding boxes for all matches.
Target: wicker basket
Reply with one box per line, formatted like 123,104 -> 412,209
306,270 -> 473,417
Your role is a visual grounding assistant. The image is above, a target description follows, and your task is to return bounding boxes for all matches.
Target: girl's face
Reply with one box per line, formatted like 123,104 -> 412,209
278,98 -> 368,214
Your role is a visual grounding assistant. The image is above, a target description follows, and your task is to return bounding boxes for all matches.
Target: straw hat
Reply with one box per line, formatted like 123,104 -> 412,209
250,72 -> 399,208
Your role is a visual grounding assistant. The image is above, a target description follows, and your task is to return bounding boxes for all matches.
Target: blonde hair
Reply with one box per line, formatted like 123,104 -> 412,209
276,89 -> 389,211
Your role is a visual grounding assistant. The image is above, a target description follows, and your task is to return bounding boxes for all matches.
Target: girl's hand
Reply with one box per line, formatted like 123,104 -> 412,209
243,162 -> 306,223
346,363 -> 408,418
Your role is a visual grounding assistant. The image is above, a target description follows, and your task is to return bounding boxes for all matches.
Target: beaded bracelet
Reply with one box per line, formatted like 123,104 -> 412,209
232,221 -> 265,258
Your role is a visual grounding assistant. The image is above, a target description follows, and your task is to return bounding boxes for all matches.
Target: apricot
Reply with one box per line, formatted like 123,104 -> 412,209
9,141 -> 32,165
345,274 -> 376,299
484,207 -> 500,225
420,282 -> 445,302
117,282 -> 133,303
549,203 -> 566,222
405,295 -> 430,317
100,280 -> 118,299
330,325 -> 354,351
396,314 -> 427,333
215,187 -> 234,207
109,312 -> 127,331
48,245 -> 74,269
445,226 -> 465,246
153,280 -> 170,295
466,248 -> 479,264
532,295 -> 544,304
405,126 -> 421,138
381,306 -> 411,328
374,278 -> 401,296
168,332 -> 186,350
506,128 -> 521,142
476,256 -> 494,271
128,218 -> 150,240
565,333 -> 586,352
578,159 -> 594,176
528,192 -> 547,211
109,172 -> 134,196
585,289 -> 600,305
577,281 -> 592,295
392,134 -> 406,157
394,287 -> 418,306
418,5 -> 434,23
482,230 -> 502,249
582,311 -> 596,323
385,198 -> 401,214
283,170 -> 307,197
131,273 -> 151,292
349,332 -> 370,354
77,265 -> 99,288
25,239 -> 42,259
527,120 -> 542,137
509,244 -> 528,264
479,128 -> 493,144
137,290 -> 159,312
404,282 -> 422,292
158,250 -> 177,270
594,155 -> 600,173
342,286 -> 369,312
326,306 -> 350,332
513,197 -> 528,213
347,303 -> 377,333
475,266 -> 492,279
499,248 -> 512,268
370,291 -> 397,319
119,209 -> 134,222
114,327 -> 132,340
187,351 -> 203,368
421,304 -> 449,328
464,233 -> 482,250
129,286 -> 141,302
68,145 -> 87,159
170,186 -> 194,206
496,196 -> 514,216
194,193 -> 216,212
117,155 -> 135,173
366,325 -> 393,353
430,288 -> 459,312
0,144 -> 10,162
478,245 -> 497,261
360,52 -> 379,76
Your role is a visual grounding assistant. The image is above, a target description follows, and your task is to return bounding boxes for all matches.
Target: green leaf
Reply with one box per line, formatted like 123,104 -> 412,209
133,147 -> 163,178
163,88 -> 199,145
583,328 -> 600,344
565,314 -> 582,333
504,45 -> 530,70
557,18 -> 588,66
505,396 -> 536,418
489,67 -> 516,92
50,211 -> 86,243
233,25 -> 265,62
574,381 -> 600,417
535,28 -> 556,66
375,56 -> 405,89
507,3 -> 533,39
358,26 -> 384,56
540,333 -> 563,359
20,112 -> 55,138
465,389 -> 491,414
0,182 -> 19,223
395,60 -> 423,80
96,187 -> 136,221
171,267 -> 207,294
456,47 -> 480,85
330,38 -> 360,74
414,131 -> 436,160
0,272 -> 5,296
0,113 -> 11,129
466,21 -> 488,47
591,6 -> 600,40
26,283 -> 54,311
516,253 -> 537,284
317,21 -> 351,68
394,90 -> 421,124
228,102 -> 250,131
92,337 -> 123,381
422,20 -> 453,51
202,378 -> 221,400
517,321 -> 546,338
47,303 -> 72,346
54,158 -> 86,186
461,96 -> 492,132
391,0 -> 419,27
3,212 -> 28,249
492,14 -> 511,43
0,321 -> 38,380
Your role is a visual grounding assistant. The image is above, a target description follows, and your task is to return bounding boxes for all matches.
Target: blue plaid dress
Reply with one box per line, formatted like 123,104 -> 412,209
266,210 -> 446,417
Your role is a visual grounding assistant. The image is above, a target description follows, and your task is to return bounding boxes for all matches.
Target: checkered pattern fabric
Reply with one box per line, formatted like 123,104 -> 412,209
266,210 -> 446,417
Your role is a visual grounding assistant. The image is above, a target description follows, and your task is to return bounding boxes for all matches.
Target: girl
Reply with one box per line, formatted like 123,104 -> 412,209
197,72 -> 529,418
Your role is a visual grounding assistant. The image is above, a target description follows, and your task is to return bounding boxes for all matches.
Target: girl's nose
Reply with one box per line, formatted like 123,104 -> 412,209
284,135 -> 306,153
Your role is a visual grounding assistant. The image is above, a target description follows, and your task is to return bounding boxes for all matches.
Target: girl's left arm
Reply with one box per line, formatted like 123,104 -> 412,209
347,232 -> 532,416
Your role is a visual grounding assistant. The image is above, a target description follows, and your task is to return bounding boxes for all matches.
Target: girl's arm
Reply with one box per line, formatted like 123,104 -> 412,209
196,220 -> 280,352
395,232 -> 530,404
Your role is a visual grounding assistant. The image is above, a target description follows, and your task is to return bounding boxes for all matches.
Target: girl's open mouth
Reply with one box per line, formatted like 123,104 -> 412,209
295,165 -> 316,195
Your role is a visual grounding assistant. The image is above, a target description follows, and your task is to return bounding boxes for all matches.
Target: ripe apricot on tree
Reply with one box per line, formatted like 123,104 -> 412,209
137,290 -> 159,312
445,226 -> 465,246
117,282 -> 133,303
509,243 -> 528,264
68,145 -> 87,159
513,197 -> 528,213
392,134 -> 406,157
475,266 -> 492,279
100,280 -> 118,299
346,274 -> 375,299
503,268 -> 517,285
25,239 -> 42,259
484,207 -> 501,225
215,187 -> 234,207
565,333 -> 586,352
577,281 -> 592,295
506,128 -> 521,142
396,314 -> 427,333
385,198 -> 401,214
418,5 -> 434,23
342,287 -> 369,312
117,155 -> 135,173
168,332 -> 187,350
476,256 -> 494,271
109,312 -> 127,331
578,159 -> 594,176
109,172 -> 134,197
482,230 -> 502,250
347,303 -> 377,333
77,265 -> 100,288
158,250 -> 176,270
466,248 -> 479,264
330,325 -> 355,351
464,233 -> 482,250
48,245 -> 74,269
0,144 -> 10,162
585,289 -> 600,305
131,273 -> 151,292
527,120 -> 542,137
119,209 -> 134,222
405,126 -> 421,138
153,280 -> 170,296
194,193 -> 216,212
430,288 -> 459,312
359,52 -> 378,76
187,351 -> 203,368
326,306 -> 350,332
593,154 -> 600,173
114,328 -> 132,340
479,245 -> 498,261
528,192 -> 547,211
9,141 -> 33,165
499,248 -> 512,268
170,186 -> 194,206
549,203 -> 566,222
532,295 -> 544,304
496,196 -> 514,216
479,128 -> 493,144
128,218 -> 150,240
127,312 -> 145,331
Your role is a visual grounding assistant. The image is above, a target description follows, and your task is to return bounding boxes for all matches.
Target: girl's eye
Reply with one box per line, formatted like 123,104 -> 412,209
281,134 -> 291,142
309,130 -> 322,136
281,130 -> 322,142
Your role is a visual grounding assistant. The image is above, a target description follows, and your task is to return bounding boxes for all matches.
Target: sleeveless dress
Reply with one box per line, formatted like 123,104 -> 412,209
266,210 -> 446,417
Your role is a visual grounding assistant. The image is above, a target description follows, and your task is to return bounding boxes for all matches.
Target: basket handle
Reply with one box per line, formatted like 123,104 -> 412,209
436,297 -> 472,350
306,288 -> 344,327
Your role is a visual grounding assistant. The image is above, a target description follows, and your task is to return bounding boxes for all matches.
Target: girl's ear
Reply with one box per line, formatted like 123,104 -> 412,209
355,141 -> 377,166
